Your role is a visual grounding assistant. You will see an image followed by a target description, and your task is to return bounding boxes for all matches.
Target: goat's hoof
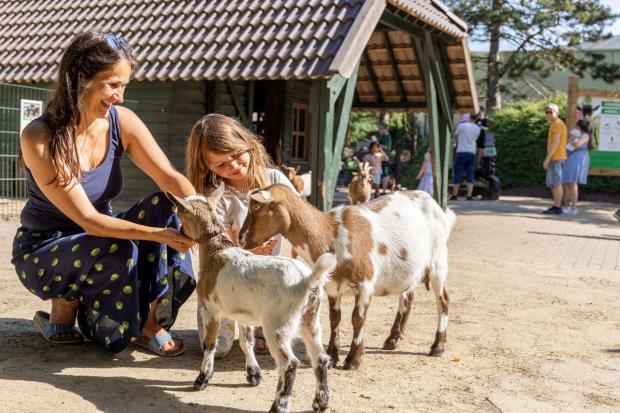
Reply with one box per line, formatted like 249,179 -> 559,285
193,373 -> 209,390
268,404 -> 287,413
428,343 -> 445,357
382,338 -> 399,350
342,355 -> 361,370
246,366 -> 262,386
312,394 -> 329,412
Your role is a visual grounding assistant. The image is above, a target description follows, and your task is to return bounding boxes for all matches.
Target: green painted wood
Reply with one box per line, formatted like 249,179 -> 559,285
309,79 -> 329,207
414,37 -> 443,207
425,33 -> 454,131
226,80 -> 251,126
326,63 -> 360,209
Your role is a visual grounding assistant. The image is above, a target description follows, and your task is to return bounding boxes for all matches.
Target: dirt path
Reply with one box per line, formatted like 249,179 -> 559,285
1,196 -> 618,412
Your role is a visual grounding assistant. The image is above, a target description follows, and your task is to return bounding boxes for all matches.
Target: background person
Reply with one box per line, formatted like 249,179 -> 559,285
542,103 -> 567,215
450,113 -> 480,201
561,120 -> 591,215
12,31 -> 196,356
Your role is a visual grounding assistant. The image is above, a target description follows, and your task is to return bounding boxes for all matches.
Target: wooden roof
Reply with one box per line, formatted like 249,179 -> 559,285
0,0 -> 478,112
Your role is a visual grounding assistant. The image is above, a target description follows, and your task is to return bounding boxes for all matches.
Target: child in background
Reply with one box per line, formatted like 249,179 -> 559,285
416,152 -> 434,196
364,142 -> 389,198
185,114 -> 297,358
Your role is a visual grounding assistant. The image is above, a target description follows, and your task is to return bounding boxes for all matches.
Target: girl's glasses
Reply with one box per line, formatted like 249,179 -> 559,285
104,33 -> 130,52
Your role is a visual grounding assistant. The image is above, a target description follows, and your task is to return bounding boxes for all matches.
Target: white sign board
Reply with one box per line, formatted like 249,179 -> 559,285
599,100 -> 620,152
20,99 -> 43,135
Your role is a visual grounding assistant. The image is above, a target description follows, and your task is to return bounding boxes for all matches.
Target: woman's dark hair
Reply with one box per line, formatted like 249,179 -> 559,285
33,31 -> 136,186
576,119 -> 593,150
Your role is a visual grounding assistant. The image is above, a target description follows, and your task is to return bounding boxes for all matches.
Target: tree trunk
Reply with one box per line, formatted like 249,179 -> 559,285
486,0 -> 502,110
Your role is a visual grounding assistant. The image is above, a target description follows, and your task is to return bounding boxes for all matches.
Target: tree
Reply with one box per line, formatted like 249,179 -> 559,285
445,0 -> 620,110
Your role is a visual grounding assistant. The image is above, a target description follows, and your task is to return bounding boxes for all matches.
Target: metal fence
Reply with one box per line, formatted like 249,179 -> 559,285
0,82 -> 137,220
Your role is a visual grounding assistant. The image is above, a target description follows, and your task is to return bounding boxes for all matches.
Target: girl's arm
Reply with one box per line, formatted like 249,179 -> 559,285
574,133 -> 590,149
416,162 -> 425,179
20,121 -> 193,252
117,106 -> 195,197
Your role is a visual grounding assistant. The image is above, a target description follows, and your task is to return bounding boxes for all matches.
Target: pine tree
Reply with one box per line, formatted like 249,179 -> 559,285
445,0 -> 620,110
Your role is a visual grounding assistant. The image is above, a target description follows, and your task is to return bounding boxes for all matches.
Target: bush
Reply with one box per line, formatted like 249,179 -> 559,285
491,96 -> 620,195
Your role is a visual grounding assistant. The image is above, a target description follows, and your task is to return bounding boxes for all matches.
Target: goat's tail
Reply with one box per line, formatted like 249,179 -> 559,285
444,207 -> 457,235
306,252 -> 337,289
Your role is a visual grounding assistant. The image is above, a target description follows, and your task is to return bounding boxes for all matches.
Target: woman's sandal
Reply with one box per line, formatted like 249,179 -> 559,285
33,311 -> 85,344
135,332 -> 185,357
254,328 -> 270,354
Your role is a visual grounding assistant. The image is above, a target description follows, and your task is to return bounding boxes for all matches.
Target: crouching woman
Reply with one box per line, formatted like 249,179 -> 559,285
12,31 -> 196,355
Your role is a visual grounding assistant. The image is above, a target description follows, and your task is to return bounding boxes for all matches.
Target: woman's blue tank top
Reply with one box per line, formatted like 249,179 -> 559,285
20,106 -> 125,231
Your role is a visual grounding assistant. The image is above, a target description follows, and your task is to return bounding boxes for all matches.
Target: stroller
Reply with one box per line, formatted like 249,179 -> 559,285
472,131 -> 501,200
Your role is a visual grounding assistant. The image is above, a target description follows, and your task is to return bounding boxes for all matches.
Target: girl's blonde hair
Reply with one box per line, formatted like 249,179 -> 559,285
186,114 -> 274,195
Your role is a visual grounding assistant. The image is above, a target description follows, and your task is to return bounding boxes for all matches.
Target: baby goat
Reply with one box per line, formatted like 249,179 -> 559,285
347,161 -> 373,205
240,185 -> 455,370
281,165 -> 311,198
167,186 -> 336,413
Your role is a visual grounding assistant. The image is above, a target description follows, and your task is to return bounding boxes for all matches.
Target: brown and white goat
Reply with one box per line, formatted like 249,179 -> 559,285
281,165 -> 311,198
347,161 -> 373,205
240,185 -> 455,370
167,186 -> 336,413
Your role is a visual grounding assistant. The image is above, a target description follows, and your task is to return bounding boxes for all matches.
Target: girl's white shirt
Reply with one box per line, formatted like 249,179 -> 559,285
215,168 -> 297,255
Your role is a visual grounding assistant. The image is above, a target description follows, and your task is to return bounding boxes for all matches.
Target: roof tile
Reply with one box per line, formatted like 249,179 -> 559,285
0,0 -> 469,91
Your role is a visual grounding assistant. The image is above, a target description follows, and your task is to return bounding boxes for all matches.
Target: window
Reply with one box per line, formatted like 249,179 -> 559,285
291,103 -> 309,161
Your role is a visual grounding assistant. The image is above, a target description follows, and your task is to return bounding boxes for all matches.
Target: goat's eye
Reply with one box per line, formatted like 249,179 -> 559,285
253,204 -> 261,210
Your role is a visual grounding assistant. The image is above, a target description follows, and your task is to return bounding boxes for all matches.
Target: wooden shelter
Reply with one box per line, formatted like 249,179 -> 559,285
0,0 -> 478,209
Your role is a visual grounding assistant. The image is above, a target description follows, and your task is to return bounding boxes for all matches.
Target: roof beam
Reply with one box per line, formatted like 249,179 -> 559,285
362,49 -> 383,103
352,101 -> 425,109
383,31 -> 406,102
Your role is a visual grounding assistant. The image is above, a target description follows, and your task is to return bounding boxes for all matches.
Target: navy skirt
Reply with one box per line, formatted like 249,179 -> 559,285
11,192 -> 195,352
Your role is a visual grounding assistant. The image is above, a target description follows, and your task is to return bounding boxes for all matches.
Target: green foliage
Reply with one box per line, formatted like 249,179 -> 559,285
348,111 -> 380,144
491,96 -> 620,194
444,0 -> 620,109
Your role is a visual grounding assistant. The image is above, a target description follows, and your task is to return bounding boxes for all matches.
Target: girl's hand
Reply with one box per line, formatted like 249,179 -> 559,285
249,239 -> 277,256
158,228 -> 195,253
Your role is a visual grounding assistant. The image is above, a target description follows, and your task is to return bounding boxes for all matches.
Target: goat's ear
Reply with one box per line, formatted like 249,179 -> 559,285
250,189 -> 272,204
206,182 -> 225,205
166,192 -> 191,212
352,172 -> 359,177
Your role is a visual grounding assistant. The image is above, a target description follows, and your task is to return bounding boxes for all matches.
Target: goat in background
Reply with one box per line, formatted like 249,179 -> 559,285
347,161 -> 373,205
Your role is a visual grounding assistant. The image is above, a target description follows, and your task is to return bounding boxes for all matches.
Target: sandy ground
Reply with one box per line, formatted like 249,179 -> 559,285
0,195 -> 619,413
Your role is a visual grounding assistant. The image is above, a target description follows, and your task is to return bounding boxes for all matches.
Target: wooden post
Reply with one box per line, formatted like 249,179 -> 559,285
567,75 -> 579,130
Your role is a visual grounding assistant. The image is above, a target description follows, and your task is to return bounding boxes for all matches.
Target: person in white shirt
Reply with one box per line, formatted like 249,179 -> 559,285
450,114 -> 481,200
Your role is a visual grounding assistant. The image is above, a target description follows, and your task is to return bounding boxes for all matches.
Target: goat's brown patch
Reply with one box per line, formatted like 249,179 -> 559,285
197,246 -> 229,299
366,194 -> 392,212
378,243 -> 388,256
399,248 -> 408,261
440,288 -> 449,314
332,207 -> 373,284
423,267 -> 431,291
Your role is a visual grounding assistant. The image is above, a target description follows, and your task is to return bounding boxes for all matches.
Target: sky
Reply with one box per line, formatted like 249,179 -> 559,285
468,0 -> 620,52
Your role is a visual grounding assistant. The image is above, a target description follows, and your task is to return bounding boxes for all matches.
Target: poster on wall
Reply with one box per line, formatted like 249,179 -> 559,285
20,99 -> 43,135
598,100 -> 620,152
576,95 -> 620,152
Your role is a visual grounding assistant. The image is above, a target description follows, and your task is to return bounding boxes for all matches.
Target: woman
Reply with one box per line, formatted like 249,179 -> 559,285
561,120 -> 591,215
12,31 -> 196,356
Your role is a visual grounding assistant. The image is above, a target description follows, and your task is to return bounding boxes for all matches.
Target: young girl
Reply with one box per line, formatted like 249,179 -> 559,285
416,152 -> 434,196
186,113 -> 297,357
363,142 -> 388,198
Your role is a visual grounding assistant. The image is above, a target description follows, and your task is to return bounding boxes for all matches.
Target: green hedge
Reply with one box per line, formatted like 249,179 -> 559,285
491,97 -> 620,195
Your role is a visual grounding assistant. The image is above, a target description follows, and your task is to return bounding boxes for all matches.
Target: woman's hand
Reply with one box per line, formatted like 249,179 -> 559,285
249,239 -> 277,256
156,228 -> 195,253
